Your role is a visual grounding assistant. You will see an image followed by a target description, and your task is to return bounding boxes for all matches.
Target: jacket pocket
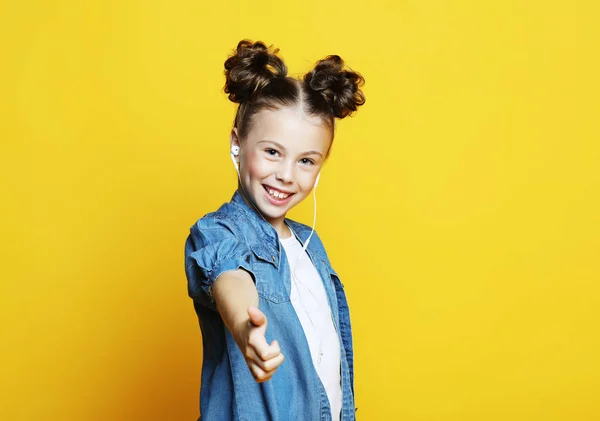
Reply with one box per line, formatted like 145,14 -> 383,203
250,245 -> 290,304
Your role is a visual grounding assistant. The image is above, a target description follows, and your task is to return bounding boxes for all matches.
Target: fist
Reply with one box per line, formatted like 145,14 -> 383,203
237,306 -> 285,383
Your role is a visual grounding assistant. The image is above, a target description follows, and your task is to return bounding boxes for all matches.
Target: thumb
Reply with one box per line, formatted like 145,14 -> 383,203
247,306 -> 267,328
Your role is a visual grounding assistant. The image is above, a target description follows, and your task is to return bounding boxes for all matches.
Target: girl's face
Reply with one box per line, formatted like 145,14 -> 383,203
231,106 -> 332,231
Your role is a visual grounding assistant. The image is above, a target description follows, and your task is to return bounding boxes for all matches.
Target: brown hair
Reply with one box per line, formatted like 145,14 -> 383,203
224,40 -> 365,155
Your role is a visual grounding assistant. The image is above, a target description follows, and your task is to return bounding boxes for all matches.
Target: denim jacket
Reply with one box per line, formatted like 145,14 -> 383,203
184,190 -> 356,421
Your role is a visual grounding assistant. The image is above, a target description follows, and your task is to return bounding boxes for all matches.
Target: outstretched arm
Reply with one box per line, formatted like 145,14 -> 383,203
213,269 -> 284,382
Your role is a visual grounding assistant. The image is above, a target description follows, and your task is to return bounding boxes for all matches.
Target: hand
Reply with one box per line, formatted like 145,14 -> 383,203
234,306 -> 285,383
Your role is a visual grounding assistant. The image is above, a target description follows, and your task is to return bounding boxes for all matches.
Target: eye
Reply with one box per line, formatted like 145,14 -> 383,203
300,158 -> 315,165
265,148 -> 280,157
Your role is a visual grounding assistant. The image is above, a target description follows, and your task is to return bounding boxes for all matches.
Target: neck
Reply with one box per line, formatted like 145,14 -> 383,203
269,217 -> 291,239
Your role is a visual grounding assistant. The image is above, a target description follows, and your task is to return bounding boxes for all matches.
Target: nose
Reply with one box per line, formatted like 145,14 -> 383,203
276,159 -> 295,184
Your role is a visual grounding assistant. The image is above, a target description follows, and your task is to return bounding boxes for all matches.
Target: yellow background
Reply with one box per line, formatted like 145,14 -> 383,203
1,1 -> 599,420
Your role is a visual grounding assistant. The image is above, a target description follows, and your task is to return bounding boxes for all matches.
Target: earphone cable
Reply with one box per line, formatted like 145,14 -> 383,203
232,149 -> 323,355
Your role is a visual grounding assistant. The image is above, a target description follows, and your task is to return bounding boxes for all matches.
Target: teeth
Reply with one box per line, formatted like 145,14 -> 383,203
267,188 -> 290,200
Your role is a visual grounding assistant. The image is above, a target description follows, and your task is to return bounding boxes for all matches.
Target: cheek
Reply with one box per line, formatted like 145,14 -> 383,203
297,171 -> 317,192
243,151 -> 268,180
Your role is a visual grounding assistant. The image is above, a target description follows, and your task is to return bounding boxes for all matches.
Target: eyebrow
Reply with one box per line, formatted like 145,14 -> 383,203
258,140 -> 323,157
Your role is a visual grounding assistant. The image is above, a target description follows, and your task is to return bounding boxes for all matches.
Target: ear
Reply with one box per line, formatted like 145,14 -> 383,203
230,127 -> 241,152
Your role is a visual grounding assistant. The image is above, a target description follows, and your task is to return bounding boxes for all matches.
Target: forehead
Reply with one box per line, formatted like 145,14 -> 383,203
246,107 -> 331,152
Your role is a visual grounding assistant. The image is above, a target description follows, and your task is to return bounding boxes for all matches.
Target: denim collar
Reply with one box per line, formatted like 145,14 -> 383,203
230,189 -> 279,250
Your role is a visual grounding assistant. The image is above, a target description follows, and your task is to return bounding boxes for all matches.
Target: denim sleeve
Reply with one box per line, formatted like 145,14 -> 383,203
184,217 -> 254,311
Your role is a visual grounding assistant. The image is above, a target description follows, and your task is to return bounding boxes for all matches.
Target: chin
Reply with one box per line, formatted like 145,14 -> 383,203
258,201 -> 289,219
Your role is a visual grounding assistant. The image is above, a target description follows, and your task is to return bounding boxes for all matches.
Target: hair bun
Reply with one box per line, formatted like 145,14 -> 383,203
224,40 -> 288,103
304,55 -> 365,119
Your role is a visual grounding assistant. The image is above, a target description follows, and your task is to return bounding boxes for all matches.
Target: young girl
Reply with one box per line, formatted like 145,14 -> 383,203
184,39 -> 365,421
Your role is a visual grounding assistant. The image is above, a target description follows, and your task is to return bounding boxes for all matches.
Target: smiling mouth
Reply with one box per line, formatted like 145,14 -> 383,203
263,185 -> 294,200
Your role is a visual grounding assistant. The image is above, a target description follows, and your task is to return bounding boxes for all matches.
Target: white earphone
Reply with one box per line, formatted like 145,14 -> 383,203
231,145 -> 240,174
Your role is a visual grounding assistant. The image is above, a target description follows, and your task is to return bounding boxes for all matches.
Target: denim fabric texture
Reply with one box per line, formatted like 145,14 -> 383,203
184,190 -> 356,421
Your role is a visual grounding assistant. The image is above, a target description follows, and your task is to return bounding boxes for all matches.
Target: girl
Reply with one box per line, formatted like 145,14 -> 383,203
184,39 -> 365,421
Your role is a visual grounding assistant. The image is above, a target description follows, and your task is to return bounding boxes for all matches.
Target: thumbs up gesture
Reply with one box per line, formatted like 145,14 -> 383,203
234,306 -> 285,383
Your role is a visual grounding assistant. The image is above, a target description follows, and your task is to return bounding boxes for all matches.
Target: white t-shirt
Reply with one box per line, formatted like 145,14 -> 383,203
279,230 -> 342,421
